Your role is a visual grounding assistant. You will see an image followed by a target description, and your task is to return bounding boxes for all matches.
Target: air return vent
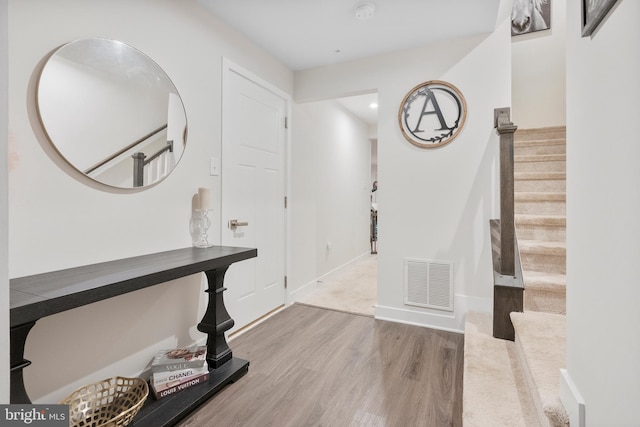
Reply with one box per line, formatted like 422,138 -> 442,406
404,258 -> 453,311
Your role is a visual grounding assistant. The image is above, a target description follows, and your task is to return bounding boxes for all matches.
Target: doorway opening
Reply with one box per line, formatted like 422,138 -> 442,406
296,92 -> 378,317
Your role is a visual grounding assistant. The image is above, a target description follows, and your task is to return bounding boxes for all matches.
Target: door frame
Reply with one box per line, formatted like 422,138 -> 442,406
221,57 -> 292,307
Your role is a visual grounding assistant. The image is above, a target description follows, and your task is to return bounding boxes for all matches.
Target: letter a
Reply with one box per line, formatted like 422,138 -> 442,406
412,89 -> 453,133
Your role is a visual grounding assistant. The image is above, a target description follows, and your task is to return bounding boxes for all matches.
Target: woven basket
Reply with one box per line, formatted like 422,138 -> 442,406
60,376 -> 148,427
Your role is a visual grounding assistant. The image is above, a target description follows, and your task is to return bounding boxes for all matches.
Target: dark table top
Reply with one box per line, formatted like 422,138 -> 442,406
10,246 -> 257,327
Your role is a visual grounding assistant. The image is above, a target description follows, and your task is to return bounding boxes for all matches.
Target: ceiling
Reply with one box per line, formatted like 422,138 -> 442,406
197,0 -> 502,72
335,92 -> 379,128
196,0 -> 501,134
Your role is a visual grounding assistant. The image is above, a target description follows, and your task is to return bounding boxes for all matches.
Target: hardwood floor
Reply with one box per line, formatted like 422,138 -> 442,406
177,304 -> 464,427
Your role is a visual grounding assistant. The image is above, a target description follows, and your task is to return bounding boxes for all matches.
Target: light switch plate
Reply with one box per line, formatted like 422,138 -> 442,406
209,157 -> 220,176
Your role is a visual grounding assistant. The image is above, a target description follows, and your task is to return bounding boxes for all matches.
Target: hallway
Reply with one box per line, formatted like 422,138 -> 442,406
296,254 -> 377,317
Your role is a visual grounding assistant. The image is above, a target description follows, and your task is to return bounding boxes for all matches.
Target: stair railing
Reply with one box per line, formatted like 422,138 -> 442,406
491,107 -> 524,340
84,124 -> 168,175
132,140 -> 174,187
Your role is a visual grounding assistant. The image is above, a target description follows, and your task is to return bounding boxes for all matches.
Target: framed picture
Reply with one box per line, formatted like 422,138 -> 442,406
582,0 -> 618,37
398,80 -> 467,149
511,0 -> 551,36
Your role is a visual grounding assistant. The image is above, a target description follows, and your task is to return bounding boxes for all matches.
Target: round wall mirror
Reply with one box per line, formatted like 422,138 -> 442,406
36,38 -> 187,188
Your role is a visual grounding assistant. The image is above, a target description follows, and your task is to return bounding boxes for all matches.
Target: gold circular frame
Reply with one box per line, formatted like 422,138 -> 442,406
398,80 -> 467,149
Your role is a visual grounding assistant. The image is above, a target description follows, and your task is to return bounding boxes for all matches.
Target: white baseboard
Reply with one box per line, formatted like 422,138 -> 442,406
560,369 -> 585,427
375,294 -> 492,334
289,251 -> 373,302
316,251 -> 372,283
228,305 -> 287,341
288,277 -> 318,301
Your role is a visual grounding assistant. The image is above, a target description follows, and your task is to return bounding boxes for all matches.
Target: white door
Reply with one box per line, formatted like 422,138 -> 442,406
221,61 -> 287,332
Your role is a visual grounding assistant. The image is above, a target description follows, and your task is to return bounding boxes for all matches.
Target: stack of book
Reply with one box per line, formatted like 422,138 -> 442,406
149,345 -> 209,400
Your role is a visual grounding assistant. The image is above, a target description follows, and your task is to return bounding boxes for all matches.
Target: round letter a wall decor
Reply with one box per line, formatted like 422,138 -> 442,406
398,80 -> 467,148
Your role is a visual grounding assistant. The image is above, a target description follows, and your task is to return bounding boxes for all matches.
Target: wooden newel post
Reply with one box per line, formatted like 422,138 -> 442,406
492,107 -> 522,341
495,108 -> 518,277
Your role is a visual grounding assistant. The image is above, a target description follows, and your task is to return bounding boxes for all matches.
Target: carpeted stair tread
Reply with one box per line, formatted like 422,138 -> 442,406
515,172 -> 566,193
515,171 -> 566,181
515,192 -> 565,202
515,195 -> 565,215
511,312 -> 569,427
515,138 -> 566,148
516,227 -> 565,244
515,139 -> 566,156
518,240 -> 566,256
463,312 -> 539,426
522,271 -> 566,292
516,223 -> 565,243
515,154 -> 566,163
516,214 -> 566,226
515,127 -> 566,141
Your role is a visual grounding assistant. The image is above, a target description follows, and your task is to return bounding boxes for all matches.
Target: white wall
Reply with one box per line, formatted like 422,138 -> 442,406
7,0 -> 292,403
294,11 -> 511,332
1,0 -> 9,404
289,100 -> 371,297
565,0 -> 640,425
511,0 -> 566,128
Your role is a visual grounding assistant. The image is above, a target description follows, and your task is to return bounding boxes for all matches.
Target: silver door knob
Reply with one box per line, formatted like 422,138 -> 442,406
229,219 -> 249,230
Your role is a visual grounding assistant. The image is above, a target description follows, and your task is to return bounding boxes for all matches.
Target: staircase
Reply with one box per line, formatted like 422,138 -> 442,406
515,127 -> 566,314
463,127 -> 569,426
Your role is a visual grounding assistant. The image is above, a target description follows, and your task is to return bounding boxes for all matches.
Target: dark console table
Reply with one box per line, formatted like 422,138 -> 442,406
10,246 -> 257,427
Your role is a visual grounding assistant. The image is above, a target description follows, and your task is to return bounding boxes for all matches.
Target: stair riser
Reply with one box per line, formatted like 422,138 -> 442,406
515,179 -> 566,192
515,144 -> 566,156
521,253 -> 566,274
524,290 -> 566,315
515,201 -> 566,215
516,225 -> 566,242
515,160 -> 566,173
522,279 -> 566,293
515,129 -> 566,141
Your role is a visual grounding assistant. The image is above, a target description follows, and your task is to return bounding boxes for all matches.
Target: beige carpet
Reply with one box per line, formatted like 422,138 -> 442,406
296,255 -> 377,317
511,311 -> 569,427
514,127 -> 567,315
463,312 -> 539,426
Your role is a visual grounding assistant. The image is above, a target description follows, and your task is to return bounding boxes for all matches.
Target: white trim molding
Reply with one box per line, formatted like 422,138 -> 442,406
289,251 -> 372,303
375,294 -> 492,333
560,369 -> 586,427
0,0 -> 9,403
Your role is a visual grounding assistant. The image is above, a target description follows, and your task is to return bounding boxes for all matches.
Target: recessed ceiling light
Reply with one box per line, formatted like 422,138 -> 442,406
369,102 -> 378,109
354,2 -> 375,20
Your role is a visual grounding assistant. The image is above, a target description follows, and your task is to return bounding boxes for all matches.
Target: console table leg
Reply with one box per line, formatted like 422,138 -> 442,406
10,322 -> 36,404
198,267 -> 235,369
